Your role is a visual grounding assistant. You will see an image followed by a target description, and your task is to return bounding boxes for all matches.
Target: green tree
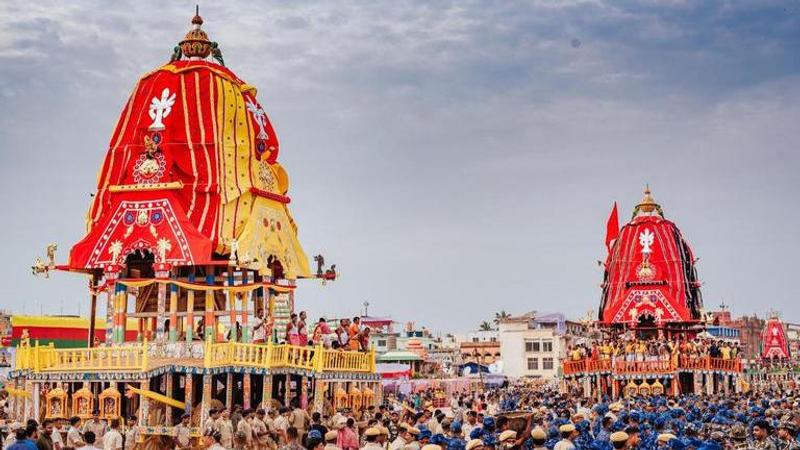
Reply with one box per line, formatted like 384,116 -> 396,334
479,321 -> 494,331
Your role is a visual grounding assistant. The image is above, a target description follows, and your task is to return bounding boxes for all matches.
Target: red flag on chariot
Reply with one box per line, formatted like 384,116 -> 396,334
605,202 -> 619,252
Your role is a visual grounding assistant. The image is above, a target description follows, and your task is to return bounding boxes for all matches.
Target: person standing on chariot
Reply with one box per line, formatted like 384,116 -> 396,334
253,309 -> 268,344
298,311 -> 309,346
287,314 -> 300,346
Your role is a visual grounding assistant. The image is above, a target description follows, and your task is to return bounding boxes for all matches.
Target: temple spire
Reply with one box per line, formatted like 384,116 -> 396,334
633,185 -> 663,218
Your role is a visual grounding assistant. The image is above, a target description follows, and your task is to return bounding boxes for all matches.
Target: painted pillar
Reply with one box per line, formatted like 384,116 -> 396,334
243,374 -> 251,410
169,282 -> 179,343
165,374 -> 174,426
284,374 -> 291,407
106,284 -> 115,344
137,318 -> 144,343
228,271 -> 237,342
154,264 -> 172,343
300,376 -> 308,410
693,372 -> 702,394
266,288 -> 275,342
226,373 -> 234,409
263,374 -> 273,407
313,379 -> 326,414
706,374 -> 714,396
104,266 -> 121,344
117,285 -> 129,343
186,271 -> 196,343
200,374 -> 212,429
723,374 -> 730,395
113,284 -> 124,343
610,378 -> 618,399
595,375 -> 602,402
205,266 -> 215,343
139,382 -> 150,427
184,374 -> 193,415
241,270 -> 251,343
583,376 -> 591,398
29,381 -> 38,422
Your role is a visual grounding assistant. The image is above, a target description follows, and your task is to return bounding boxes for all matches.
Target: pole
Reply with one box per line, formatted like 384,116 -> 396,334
89,273 -> 99,348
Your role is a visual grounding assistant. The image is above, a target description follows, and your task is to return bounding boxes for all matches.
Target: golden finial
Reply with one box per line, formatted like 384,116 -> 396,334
179,5 -> 213,59
638,185 -> 657,213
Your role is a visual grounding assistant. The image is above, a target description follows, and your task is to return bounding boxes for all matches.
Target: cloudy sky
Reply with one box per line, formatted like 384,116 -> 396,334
1,0 -> 799,332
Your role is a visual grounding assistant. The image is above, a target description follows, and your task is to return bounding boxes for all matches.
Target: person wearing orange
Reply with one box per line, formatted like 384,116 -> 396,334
348,317 -> 361,342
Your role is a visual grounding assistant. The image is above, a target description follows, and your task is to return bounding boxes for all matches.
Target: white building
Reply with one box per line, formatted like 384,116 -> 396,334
466,330 -> 499,343
499,312 -> 584,379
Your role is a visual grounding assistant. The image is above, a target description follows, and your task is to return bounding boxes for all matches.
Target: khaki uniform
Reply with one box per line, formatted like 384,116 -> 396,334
289,409 -> 310,437
238,418 -> 254,447
389,436 -> 408,450
253,417 -> 276,450
216,418 -> 235,449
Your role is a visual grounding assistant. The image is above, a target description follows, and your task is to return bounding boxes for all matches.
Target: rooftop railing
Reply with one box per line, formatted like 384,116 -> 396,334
16,340 -> 375,374
563,356 -> 742,376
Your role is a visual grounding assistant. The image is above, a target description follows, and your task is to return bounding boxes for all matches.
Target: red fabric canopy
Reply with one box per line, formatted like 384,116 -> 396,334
70,191 -> 212,269
599,215 -> 702,325
762,318 -> 790,359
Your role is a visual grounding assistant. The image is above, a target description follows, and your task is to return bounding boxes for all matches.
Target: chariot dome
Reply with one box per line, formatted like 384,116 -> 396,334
69,11 -> 310,280
598,187 -> 703,330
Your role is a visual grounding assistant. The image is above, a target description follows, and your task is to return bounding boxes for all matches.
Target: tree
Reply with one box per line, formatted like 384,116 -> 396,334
494,310 -> 510,325
479,321 -> 494,331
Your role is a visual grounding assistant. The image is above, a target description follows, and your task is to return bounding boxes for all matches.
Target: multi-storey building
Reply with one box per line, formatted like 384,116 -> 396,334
499,312 -> 583,379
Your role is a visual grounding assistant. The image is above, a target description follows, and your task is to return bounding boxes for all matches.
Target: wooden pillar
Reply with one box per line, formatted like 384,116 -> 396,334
266,288 -> 275,342
89,274 -> 99,347
227,270 -> 236,342
186,271 -> 196,343
313,379 -> 326,414
205,266 -> 215,343
137,318 -> 144,342
723,374 -> 730,395
262,374 -> 273,407
169,282 -> 179,343
595,375 -> 602,402
241,270 -> 251,343
705,373 -> 714,395
693,372 -> 702,394
155,279 -> 168,343
243,374 -> 251,410
105,281 -> 115,344
300,376 -> 308,410
200,374 -> 212,429
139,381 -> 150,427
27,381 -> 37,422
283,374 -> 291,406
165,374 -> 174,426
226,373 -> 233,409
116,285 -> 128,343
184,374 -> 193,415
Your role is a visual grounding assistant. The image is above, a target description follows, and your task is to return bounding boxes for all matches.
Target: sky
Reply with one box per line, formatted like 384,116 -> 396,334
1,0 -> 799,333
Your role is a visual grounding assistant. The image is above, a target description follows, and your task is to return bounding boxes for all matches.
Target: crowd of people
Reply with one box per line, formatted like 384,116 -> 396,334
7,382 -> 800,450
566,337 -> 743,364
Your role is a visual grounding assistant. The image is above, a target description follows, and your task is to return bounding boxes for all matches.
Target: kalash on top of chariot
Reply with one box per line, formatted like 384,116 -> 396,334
561,187 -> 744,399
9,10 -> 379,443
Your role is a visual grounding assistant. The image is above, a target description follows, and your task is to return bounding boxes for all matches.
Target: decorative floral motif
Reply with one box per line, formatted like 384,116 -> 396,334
133,153 -> 166,185
257,161 -> 277,192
